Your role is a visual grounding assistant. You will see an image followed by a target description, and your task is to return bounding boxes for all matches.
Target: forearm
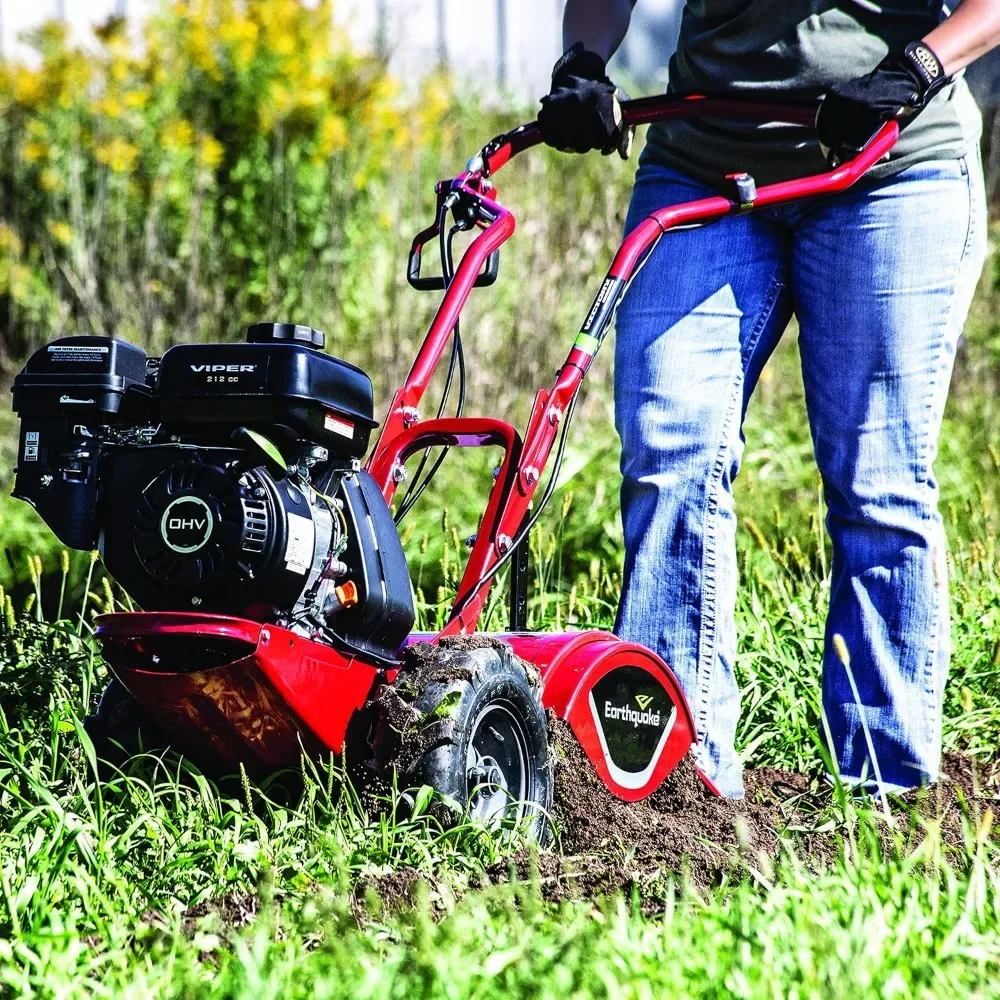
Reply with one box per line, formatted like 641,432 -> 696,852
562,0 -> 635,61
925,0 -> 1000,75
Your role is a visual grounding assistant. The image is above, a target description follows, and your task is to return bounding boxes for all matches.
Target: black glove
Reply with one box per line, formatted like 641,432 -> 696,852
538,43 -> 624,154
816,41 -> 949,165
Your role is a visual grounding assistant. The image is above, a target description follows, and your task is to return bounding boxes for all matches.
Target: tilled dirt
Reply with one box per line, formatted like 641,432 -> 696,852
483,719 -> 1000,909
550,716 -> 781,883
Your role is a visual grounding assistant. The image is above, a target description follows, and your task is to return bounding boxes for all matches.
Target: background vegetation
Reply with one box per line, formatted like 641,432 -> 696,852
1,2 -> 1000,996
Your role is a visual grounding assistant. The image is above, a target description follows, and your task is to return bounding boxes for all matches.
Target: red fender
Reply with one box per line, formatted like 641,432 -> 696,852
95,612 -> 377,774
504,632 -> 697,802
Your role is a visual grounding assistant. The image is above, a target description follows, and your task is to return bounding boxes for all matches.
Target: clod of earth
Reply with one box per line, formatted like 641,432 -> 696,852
482,717 -> 1000,911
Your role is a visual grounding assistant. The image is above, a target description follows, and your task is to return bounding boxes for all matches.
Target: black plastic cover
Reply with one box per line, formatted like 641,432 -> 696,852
335,470 -> 415,662
155,342 -> 377,457
11,336 -> 148,419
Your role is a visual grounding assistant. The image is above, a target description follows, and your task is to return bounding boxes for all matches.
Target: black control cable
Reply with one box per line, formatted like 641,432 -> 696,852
393,204 -> 467,523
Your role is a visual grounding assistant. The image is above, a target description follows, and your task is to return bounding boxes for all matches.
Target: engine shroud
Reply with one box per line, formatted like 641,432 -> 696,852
10,327 -> 415,665
103,447 -> 323,618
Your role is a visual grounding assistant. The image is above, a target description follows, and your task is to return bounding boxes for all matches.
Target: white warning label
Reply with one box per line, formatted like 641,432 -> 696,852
324,412 -> 355,439
284,511 -> 315,576
47,344 -> 109,363
23,431 -> 39,462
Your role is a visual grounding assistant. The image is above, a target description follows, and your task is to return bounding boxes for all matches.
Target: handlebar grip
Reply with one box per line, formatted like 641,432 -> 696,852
408,242 -> 501,291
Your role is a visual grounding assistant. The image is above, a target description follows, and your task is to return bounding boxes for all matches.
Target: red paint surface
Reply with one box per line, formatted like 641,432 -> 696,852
96,612 -> 377,774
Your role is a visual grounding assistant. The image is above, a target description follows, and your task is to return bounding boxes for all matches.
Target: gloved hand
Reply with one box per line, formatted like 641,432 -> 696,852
538,42 -> 624,154
816,41 -> 949,165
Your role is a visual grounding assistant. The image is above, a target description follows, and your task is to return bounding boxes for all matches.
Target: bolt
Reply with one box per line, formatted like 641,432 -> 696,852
40,474 -> 53,488
523,466 -> 539,487
496,533 -> 513,554
261,628 -> 270,644
547,406 -> 563,426
253,487 -> 265,498
401,406 -> 420,426
191,596 -> 202,606
392,464 -> 408,484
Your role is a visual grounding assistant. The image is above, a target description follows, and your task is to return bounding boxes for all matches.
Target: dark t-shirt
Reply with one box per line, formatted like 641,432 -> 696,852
642,1 -> 982,190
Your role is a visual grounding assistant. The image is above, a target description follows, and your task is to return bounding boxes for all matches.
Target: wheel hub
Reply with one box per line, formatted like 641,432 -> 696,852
465,703 -> 529,826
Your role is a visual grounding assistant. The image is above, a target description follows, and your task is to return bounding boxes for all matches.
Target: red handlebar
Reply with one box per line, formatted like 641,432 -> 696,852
479,92 -> 887,178
373,95 -> 901,634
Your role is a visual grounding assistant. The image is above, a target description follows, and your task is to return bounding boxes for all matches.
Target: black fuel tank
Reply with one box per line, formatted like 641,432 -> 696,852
156,325 -> 376,458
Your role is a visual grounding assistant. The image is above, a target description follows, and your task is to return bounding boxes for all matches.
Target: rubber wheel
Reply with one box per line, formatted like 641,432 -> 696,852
372,637 -> 553,841
83,678 -> 164,765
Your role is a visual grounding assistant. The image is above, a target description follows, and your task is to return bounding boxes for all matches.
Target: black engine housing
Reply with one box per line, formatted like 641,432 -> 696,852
10,326 -> 415,664
102,447 -> 319,617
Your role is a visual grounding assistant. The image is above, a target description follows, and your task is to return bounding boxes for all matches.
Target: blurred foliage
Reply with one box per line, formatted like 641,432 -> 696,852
0,0 -> 452,371
0,0 -> 633,404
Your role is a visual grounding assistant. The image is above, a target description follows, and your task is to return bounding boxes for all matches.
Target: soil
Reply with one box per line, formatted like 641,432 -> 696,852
353,867 -> 428,919
482,718 -> 1000,910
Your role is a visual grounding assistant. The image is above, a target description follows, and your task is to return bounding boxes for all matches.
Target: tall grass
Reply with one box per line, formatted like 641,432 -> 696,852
2,531 -> 1000,996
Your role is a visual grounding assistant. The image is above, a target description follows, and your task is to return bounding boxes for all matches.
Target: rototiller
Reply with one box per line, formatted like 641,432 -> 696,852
9,95 -> 896,834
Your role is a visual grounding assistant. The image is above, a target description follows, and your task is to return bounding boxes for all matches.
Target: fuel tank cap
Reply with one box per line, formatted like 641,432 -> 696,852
246,322 -> 325,350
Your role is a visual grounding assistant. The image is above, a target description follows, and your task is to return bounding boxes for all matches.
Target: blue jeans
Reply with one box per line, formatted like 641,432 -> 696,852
614,155 -> 986,797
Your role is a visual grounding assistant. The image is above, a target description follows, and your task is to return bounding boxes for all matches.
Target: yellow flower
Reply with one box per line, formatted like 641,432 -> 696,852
21,142 -> 47,164
0,223 -> 23,257
40,168 -> 62,192
13,68 -> 44,106
123,90 -> 148,109
320,115 -> 348,155
46,220 -> 74,246
161,118 -> 194,152
418,73 -> 453,130
187,24 -> 219,77
96,137 -> 140,174
220,15 -> 258,69
197,135 -> 224,169
93,95 -> 123,118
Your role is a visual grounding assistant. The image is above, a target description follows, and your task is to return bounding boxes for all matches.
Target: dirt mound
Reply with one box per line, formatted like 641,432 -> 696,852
353,867 -> 427,918
486,720 -> 999,908
490,717 -> 793,903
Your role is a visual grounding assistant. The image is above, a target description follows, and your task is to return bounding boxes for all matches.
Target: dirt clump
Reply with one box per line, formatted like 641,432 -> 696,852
180,891 -> 259,934
893,751 -> 1000,848
353,866 -> 427,918
537,716 -> 789,900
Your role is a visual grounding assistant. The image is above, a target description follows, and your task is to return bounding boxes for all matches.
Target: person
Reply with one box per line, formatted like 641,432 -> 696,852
538,0 -> 1000,797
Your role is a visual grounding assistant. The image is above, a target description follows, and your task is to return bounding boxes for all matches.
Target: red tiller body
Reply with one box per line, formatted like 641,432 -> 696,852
95,95 -> 898,799
97,612 -> 376,775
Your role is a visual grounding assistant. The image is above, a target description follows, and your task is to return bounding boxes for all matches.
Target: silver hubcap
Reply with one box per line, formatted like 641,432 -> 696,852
465,702 -> 529,825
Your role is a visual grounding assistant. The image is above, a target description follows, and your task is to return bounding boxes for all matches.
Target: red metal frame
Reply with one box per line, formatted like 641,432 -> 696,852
94,96 -> 899,794
366,94 -> 899,634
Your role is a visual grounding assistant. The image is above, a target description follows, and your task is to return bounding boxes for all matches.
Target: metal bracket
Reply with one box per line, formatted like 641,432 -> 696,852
726,171 -> 757,212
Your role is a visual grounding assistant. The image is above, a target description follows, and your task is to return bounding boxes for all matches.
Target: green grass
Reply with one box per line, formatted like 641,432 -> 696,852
1,374 -> 1000,997
2,269 -> 1000,996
